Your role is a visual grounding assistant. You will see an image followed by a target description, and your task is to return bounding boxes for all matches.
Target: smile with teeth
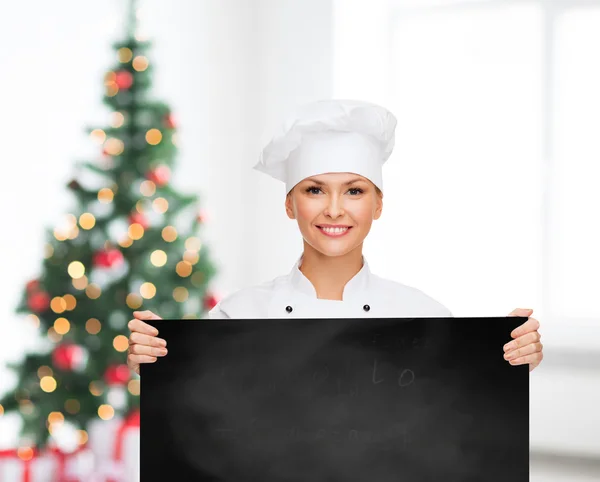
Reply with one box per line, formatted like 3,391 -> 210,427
317,226 -> 351,237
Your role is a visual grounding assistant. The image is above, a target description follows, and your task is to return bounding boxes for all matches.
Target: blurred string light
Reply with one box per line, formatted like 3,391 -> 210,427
19,400 -> 34,415
173,287 -> 188,302
145,128 -> 162,145
37,366 -> 52,378
118,236 -> 134,248
68,261 -> 85,279
162,226 -> 177,242
140,180 -> 156,196
135,200 -> 146,213
98,187 -> 114,204
128,379 -> 140,396
150,250 -> 167,267
54,214 -> 79,241
17,447 -> 33,461
128,223 -> 144,240
27,314 -> 40,329
132,56 -> 149,72
79,213 -> 96,230
44,244 -> 54,259
86,318 -> 101,335
126,293 -> 142,309
113,335 -> 129,352
140,282 -> 156,299
51,297 -> 67,314
54,317 -> 70,335
111,112 -> 125,128
47,327 -> 62,343
152,197 -> 168,213
90,129 -> 106,144
105,72 -> 118,97
89,382 -> 103,396
40,376 -> 57,393
72,275 -> 88,290
0,404 -> 4,416
104,137 -> 124,156
183,250 -> 199,265
118,47 -> 133,63
176,261 -> 192,277
185,237 -> 202,251
98,404 -> 114,420
78,430 -> 88,445
63,294 -> 76,310
85,283 -> 101,299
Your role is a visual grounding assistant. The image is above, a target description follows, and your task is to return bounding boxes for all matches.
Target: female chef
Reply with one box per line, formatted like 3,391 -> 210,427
127,99 -> 543,375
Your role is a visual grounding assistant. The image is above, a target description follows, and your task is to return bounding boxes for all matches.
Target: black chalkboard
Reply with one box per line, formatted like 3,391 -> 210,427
140,317 -> 529,482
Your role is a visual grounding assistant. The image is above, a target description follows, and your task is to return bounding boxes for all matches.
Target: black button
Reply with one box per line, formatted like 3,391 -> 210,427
363,304 -> 370,312
286,305 -> 293,313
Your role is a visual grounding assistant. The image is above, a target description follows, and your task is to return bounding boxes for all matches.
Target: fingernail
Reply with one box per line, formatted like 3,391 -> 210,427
159,338 -> 166,346
504,343 -> 512,351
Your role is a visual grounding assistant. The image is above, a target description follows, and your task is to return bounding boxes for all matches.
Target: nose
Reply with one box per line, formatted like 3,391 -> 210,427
323,193 -> 345,219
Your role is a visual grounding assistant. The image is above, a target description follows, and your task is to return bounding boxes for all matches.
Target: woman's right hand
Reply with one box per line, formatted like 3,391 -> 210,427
127,310 -> 167,375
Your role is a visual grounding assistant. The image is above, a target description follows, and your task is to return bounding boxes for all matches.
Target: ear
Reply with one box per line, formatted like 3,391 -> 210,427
285,191 -> 296,219
373,191 -> 383,220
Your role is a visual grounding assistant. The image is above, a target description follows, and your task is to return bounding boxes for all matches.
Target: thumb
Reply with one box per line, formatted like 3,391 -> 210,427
508,308 -> 533,317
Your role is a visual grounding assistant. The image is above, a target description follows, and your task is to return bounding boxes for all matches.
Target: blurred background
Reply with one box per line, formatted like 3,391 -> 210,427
0,0 -> 598,480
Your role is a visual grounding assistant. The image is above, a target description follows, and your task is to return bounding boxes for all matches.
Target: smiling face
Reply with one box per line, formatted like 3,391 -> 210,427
285,172 -> 383,258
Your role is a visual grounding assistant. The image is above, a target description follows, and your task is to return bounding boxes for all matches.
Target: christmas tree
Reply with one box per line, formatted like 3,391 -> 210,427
0,0 -> 218,450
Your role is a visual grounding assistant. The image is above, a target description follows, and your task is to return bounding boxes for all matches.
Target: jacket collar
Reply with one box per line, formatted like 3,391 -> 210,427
289,252 -> 371,301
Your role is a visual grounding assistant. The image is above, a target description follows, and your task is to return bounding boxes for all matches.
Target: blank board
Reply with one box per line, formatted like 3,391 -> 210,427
140,317 -> 529,481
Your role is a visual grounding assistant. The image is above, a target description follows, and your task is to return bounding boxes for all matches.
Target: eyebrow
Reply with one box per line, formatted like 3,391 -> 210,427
305,177 -> 367,186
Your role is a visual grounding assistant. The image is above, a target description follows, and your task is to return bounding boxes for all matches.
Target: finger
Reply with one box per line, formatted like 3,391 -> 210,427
503,331 -> 541,352
128,354 -> 158,365
129,344 -> 168,357
128,317 -> 159,336
508,351 -> 543,367
510,317 -> 540,338
508,308 -> 534,317
129,332 -> 166,347
504,342 -> 543,361
133,310 -> 162,320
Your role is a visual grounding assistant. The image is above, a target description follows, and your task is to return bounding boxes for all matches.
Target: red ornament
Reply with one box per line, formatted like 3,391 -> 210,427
52,343 -> 87,372
27,291 -> 50,313
26,279 -> 40,293
128,212 -> 148,229
115,71 -> 133,90
163,113 -> 176,129
146,165 -> 171,186
93,248 -> 124,269
204,292 -> 219,310
104,364 -> 131,386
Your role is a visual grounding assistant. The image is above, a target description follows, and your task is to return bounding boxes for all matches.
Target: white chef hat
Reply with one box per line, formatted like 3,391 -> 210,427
253,99 -> 397,194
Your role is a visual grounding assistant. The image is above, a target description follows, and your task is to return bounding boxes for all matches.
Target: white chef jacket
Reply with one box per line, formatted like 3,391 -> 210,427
207,254 -> 452,319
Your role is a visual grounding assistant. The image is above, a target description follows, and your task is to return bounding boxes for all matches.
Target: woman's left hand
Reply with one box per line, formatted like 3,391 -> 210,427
504,308 -> 544,372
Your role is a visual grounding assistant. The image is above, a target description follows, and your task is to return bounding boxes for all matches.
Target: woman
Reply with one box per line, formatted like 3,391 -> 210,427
127,99 -> 543,374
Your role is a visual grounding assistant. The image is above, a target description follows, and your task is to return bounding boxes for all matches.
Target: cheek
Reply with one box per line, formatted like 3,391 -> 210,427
346,202 -> 375,225
294,200 -> 321,223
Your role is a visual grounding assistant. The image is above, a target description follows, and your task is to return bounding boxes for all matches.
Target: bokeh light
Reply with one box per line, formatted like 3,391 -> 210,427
176,261 -> 192,277
126,293 -> 142,309
150,250 -> 167,267
162,226 -> 177,242
79,213 -> 96,230
98,404 -> 114,420
173,286 -> 189,302
98,188 -> 114,204
40,376 -> 57,393
86,318 -> 101,335
145,128 -> 162,145
140,282 -> 156,299
53,317 -> 70,335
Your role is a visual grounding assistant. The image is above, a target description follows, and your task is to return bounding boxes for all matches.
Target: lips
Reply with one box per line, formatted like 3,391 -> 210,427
316,225 -> 352,237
